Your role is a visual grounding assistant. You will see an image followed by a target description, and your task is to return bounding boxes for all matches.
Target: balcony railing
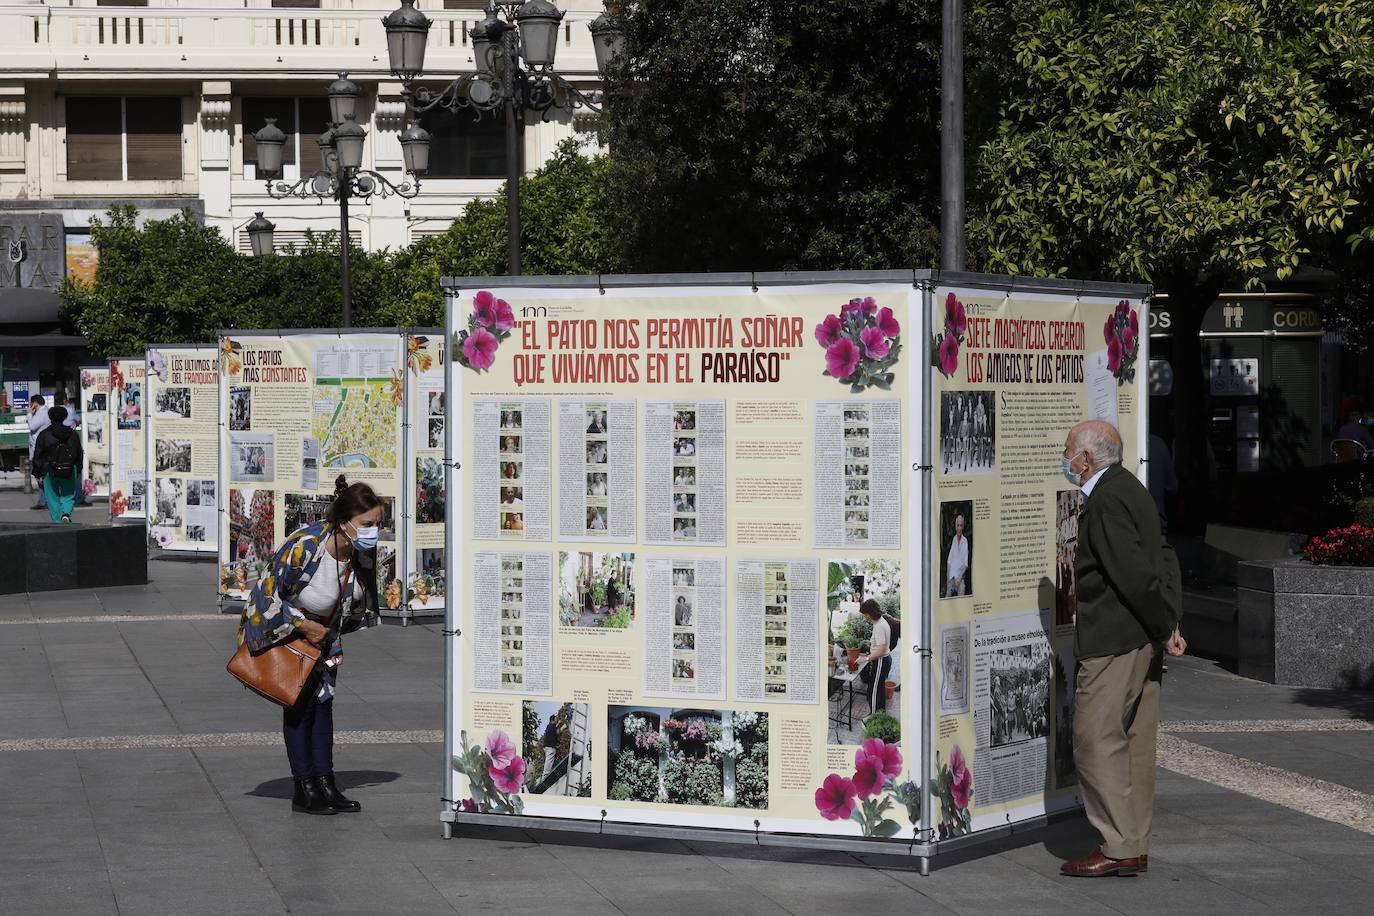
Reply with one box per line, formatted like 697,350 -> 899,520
0,4 -> 602,78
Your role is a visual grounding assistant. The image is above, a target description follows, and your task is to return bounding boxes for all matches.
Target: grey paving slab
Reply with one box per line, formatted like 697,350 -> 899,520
267,863 -> 459,916
417,870 -> 620,916
0,871 -> 120,915
107,864 -> 288,916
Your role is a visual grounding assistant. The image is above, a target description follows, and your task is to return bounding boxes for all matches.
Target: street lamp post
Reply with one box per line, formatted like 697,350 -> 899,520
383,0 -> 624,276
251,72 -> 432,328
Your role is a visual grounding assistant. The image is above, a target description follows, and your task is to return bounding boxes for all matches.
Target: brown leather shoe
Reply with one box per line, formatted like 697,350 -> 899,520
1060,846 -> 1142,877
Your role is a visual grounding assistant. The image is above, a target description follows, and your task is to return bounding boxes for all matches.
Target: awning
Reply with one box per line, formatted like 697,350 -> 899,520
0,335 -> 88,347
0,288 -> 63,323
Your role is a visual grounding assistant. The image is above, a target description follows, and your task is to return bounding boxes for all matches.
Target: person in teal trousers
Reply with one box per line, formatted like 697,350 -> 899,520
31,406 -> 83,523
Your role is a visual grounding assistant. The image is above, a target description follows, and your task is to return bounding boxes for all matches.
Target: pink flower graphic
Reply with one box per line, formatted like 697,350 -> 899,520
945,293 -> 967,337
493,298 -> 515,332
1116,299 -> 1130,318
485,730 -> 518,769
460,798 -> 479,813
950,745 -> 973,810
489,756 -> 525,794
852,754 -> 885,800
825,337 -> 860,380
1122,324 -> 1137,357
463,328 -> 500,370
815,314 -> 844,347
859,326 -> 890,360
1103,316 -> 1115,342
858,738 -> 903,781
473,290 -> 498,328
1107,336 -> 1122,373
815,772 -> 858,820
875,306 -> 901,338
843,296 -> 878,317
938,333 -> 960,376
1129,309 -> 1139,336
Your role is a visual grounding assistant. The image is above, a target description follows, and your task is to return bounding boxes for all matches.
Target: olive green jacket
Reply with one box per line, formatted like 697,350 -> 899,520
1074,462 -> 1182,659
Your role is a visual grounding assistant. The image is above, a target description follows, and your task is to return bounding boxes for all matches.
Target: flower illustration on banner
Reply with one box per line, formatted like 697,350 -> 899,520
148,350 -> 168,382
148,527 -> 173,549
1104,300 -> 1140,385
812,738 -> 919,837
406,335 -> 434,375
81,370 -> 96,388
219,338 -> 243,376
930,292 -> 967,379
109,361 -> 125,394
387,369 -> 404,407
814,295 -> 902,392
452,729 -> 525,815
82,479 -> 96,497
110,490 -> 128,518
932,745 -> 973,838
454,291 -> 515,373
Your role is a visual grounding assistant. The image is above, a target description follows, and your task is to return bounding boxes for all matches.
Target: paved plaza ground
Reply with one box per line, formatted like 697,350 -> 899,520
3,489 -> 1374,914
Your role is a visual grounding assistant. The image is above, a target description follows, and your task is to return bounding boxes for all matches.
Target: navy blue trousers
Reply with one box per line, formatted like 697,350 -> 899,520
283,689 -> 334,779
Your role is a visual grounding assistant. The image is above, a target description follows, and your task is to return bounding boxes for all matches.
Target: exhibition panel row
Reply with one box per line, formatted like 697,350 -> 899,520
84,330 -> 446,619
439,271 -> 1148,866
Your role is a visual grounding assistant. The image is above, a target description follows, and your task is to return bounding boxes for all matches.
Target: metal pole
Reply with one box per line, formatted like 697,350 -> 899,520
505,96 -> 521,276
940,0 -> 966,272
339,183 -> 353,328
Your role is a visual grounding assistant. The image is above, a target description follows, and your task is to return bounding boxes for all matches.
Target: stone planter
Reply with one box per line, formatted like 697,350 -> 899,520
1237,558 -> 1374,689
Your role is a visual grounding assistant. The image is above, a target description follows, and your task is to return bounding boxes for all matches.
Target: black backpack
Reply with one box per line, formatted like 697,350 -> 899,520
49,434 -> 77,477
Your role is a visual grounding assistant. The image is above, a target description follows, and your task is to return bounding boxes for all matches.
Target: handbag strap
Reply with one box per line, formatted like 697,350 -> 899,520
319,558 -> 355,651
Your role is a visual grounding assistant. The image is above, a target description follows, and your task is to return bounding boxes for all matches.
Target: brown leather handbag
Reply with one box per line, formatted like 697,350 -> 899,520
227,565 -> 352,708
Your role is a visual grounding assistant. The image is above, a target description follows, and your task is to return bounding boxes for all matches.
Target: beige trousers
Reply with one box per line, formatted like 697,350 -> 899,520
1072,643 -> 1162,860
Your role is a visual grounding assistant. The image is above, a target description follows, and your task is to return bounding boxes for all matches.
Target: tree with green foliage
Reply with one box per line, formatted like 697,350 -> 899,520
968,0 -> 1374,517
601,0 -> 941,272
60,140 -> 612,354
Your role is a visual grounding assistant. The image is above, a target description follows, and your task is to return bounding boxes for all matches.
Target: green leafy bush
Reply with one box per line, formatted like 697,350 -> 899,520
735,757 -> 768,809
602,607 -> 631,629
664,757 -> 722,806
612,752 -> 659,802
863,711 -> 902,745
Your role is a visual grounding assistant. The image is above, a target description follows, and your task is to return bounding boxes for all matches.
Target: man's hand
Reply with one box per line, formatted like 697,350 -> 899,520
1164,629 -> 1187,657
299,619 -> 327,647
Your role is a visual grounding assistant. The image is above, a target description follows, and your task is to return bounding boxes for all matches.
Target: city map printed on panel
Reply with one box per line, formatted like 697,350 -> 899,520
312,382 -> 397,468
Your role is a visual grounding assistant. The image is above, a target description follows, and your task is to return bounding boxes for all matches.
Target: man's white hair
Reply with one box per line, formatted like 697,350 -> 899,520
1075,420 -> 1122,466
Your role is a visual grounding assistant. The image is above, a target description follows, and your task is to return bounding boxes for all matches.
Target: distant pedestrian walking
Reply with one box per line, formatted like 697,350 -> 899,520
31,406 -> 82,524
26,395 -> 49,511
1059,420 -> 1185,878
237,475 -> 382,816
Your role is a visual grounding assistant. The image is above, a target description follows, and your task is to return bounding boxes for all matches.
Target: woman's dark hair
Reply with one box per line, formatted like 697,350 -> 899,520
859,598 -> 882,619
330,474 -> 382,525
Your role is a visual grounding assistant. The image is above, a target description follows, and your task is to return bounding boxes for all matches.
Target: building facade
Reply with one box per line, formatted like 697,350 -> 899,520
0,0 -> 602,423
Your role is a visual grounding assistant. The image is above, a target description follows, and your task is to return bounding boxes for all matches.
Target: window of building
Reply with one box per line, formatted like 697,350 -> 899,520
95,1 -> 150,6
241,96 -> 333,180
66,96 -> 182,182
418,106 -> 507,179
271,0 -> 321,7
442,1 -> 486,8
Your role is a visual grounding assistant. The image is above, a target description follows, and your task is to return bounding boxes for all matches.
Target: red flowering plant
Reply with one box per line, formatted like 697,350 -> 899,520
930,292 -> 967,379
932,744 -> 973,838
1303,524 -> 1374,567
453,729 -> 525,814
815,295 -> 903,393
1104,300 -> 1140,385
454,290 -> 515,373
813,738 -> 920,837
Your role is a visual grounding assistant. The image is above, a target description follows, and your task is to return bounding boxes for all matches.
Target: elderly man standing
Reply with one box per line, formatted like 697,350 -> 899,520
1059,420 -> 1185,878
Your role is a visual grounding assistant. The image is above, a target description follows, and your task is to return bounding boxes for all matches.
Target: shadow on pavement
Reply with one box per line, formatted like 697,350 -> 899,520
248,770 -> 402,799
1291,683 -> 1374,721
449,810 -> 1097,874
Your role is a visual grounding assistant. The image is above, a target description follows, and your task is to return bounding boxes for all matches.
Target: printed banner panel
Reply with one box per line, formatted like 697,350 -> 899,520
403,333 -> 447,614
217,333 -> 406,604
448,283 -> 922,841
145,347 -> 220,553
79,366 -> 111,499
927,288 -> 1147,838
108,358 -> 146,521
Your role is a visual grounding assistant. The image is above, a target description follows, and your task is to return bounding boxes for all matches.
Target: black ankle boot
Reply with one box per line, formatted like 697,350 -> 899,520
317,774 -> 361,813
292,776 -> 338,815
